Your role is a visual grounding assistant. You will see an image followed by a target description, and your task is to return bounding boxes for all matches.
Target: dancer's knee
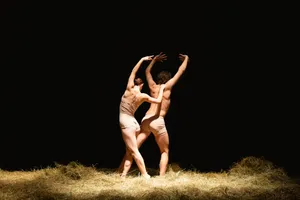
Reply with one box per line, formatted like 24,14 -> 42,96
124,160 -> 132,168
160,148 -> 169,154
129,149 -> 141,158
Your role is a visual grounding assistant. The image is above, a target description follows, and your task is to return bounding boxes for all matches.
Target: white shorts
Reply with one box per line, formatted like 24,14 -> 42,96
119,113 -> 140,132
141,115 -> 167,136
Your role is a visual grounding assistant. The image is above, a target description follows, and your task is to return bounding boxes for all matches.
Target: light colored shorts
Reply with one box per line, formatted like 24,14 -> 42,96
119,113 -> 140,132
141,115 -> 167,136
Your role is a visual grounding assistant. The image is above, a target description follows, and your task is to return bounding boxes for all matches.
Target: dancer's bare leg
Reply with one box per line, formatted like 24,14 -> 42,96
117,149 -> 133,176
121,128 -> 150,178
119,130 -> 151,176
118,129 -> 140,175
155,131 -> 169,176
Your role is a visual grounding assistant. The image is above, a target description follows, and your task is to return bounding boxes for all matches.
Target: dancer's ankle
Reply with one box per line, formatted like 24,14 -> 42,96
142,173 -> 151,179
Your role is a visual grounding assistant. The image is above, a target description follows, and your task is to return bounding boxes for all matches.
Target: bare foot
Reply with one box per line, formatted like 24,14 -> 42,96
142,174 -> 151,179
120,173 -> 126,179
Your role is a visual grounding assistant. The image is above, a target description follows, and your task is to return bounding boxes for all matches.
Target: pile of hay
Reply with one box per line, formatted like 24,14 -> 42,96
0,157 -> 299,200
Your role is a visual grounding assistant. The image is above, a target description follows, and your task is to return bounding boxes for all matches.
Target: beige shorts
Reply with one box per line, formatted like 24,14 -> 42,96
141,115 -> 167,136
119,113 -> 140,132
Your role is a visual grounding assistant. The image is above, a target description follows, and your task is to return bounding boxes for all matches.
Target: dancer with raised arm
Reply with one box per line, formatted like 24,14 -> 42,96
119,55 -> 165,178
119,52 -> 189,176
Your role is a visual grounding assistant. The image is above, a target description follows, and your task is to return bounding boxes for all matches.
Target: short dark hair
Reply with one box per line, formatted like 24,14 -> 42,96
134,78 -> 144,85
156,71 -> 172,84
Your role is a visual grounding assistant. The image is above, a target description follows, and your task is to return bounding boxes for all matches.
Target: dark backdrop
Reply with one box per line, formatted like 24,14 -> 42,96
1,1 -> 298,178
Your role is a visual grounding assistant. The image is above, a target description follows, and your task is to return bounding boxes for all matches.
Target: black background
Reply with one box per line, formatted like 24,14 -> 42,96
1,1 -> 298,178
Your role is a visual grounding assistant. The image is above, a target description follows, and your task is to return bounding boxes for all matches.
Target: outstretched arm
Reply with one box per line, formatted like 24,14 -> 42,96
145,52 -> 167,89
127,55 -> 153,89
165,54 -> 189,89
141,84 -> 165,104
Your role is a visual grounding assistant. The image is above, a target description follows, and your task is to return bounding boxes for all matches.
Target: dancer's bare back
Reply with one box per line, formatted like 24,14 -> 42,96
145,53 -> 189,117
146,85 -> 171,117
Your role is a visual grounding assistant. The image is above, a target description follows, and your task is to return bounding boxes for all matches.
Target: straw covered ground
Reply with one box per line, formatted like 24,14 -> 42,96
0,156 -> 299,200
